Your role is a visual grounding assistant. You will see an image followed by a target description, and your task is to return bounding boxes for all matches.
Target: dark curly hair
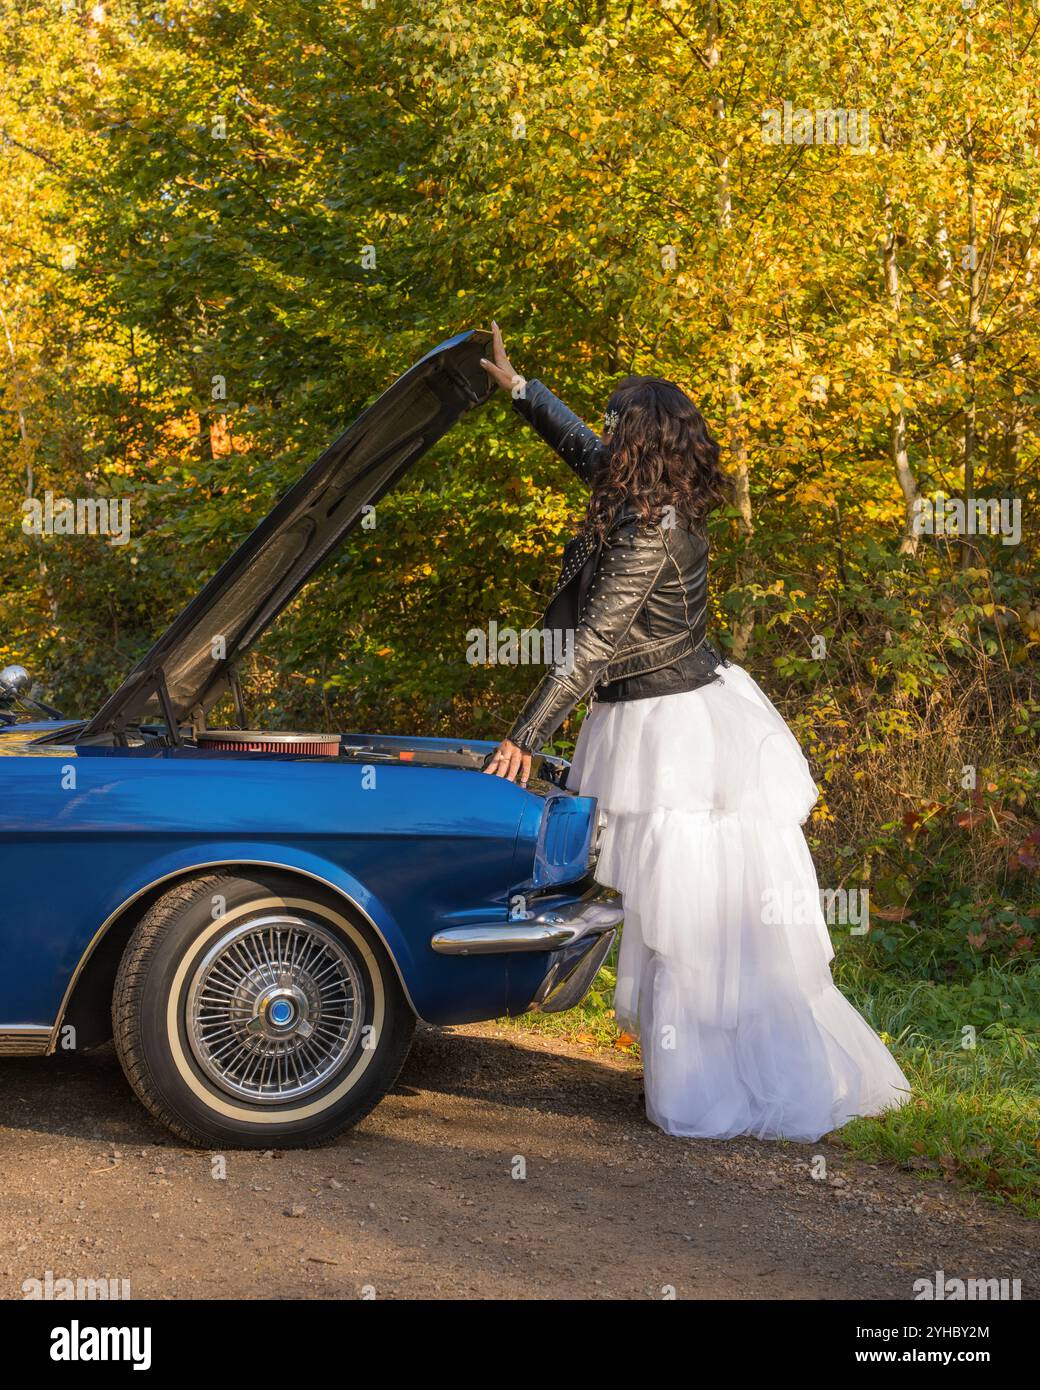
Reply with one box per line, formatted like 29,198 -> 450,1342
586,376 -> 730,537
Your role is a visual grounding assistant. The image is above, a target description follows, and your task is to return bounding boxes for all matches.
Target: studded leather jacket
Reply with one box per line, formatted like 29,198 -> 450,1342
506,379 -> 724,753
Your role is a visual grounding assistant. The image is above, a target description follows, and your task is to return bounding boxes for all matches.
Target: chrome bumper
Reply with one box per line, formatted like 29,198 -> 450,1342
430,886 -> 622,956
431,885 -> 622,1017
528,922 -> 617,1014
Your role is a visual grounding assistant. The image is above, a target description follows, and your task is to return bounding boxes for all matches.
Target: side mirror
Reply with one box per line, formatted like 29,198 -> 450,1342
0,664 -> 32,699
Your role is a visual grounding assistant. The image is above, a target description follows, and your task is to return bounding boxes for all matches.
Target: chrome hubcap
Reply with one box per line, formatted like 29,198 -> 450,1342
187,914 -> 364,1103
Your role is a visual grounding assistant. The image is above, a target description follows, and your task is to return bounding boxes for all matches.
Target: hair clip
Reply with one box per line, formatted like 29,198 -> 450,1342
603,409 -> 620,432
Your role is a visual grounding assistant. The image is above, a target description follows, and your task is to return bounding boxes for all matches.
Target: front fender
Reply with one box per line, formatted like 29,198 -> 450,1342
1,753 -> 554,1033
49,841 -> 550,1035
51,842 -> 417,1023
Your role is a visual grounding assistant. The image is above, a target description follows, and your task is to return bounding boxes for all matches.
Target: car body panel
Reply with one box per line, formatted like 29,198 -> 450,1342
0,727 -> 564,1031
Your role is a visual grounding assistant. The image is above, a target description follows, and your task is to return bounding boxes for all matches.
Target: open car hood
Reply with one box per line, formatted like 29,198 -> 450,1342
79,329 -> 494,742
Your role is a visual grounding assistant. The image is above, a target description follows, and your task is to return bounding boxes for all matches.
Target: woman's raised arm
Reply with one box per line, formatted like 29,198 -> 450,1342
481,322 -> 604,486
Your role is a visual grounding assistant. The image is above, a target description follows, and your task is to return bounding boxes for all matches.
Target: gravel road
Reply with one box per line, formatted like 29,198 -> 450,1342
1,1022 -> 1036,1301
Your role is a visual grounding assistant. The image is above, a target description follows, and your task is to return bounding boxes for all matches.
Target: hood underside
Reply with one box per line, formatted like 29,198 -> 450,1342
79,330 -> 494,741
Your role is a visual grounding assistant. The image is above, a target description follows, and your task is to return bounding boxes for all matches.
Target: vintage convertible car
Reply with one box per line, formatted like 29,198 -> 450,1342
0,330 -> 621,1148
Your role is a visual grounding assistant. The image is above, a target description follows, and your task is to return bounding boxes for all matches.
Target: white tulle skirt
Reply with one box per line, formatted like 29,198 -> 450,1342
570,662 -> 910,1142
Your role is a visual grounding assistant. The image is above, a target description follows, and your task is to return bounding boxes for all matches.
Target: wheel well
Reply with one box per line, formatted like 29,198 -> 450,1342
58,862 -> 413,1051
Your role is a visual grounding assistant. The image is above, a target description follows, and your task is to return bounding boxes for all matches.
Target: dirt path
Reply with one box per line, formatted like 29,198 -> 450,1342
0,1023 -> 1035,1301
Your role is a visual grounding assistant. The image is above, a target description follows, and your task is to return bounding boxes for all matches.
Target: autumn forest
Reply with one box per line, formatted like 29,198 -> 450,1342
1,2 -> 1038,1207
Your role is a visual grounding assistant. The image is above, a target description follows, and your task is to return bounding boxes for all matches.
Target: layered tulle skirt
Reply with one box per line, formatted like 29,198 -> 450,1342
570,663 -> 910,1142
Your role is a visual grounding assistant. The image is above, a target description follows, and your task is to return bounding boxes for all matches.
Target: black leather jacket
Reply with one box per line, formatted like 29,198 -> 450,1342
506,380 -> 724,753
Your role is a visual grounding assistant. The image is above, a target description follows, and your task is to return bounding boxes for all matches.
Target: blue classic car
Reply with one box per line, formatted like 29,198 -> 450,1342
0,330 -> 621,1148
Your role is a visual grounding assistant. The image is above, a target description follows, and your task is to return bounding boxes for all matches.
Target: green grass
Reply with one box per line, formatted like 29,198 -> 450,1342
507,954 -> 1040,1218
503,953 -> 629,1051
833,956 -> 1040,1218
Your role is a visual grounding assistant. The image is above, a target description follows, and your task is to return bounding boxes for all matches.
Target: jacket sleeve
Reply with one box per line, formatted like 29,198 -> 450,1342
506,523 -> 668,752
511,379 -> 605,486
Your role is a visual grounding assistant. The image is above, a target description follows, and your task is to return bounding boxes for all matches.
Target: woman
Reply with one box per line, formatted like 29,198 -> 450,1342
480,323 -> 909,1142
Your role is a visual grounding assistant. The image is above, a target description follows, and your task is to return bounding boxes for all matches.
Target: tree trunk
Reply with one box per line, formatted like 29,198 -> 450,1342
961,34 -> 981,570
707,2 -> 754,660
0,303 -> 32,499
881,190 -> 921,556
1,301 -> 57,619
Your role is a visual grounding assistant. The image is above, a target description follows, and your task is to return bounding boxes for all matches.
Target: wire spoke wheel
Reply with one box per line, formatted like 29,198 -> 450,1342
186,914 -> 364,1104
